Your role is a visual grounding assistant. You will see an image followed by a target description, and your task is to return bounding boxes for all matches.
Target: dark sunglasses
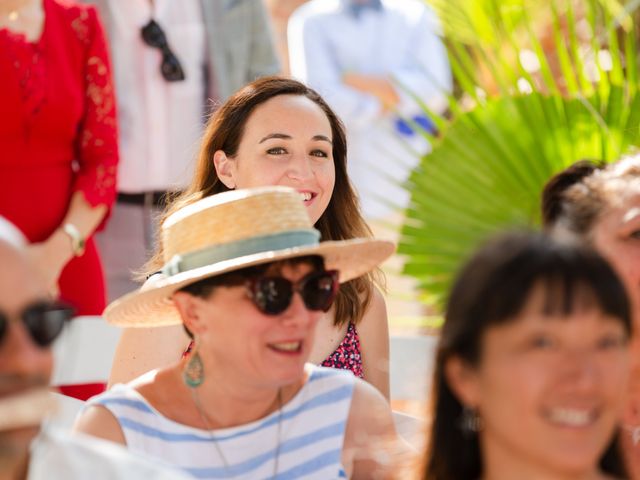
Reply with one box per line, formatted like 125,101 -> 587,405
246,270 -> 339,316
140,19 -> 185,82
0,302 -> 74,348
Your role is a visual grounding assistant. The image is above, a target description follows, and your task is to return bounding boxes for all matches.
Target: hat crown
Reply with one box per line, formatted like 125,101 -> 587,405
162,187 -> 315,264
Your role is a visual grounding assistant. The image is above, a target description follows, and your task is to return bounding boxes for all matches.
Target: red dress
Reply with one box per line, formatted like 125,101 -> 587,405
0,0 -> 118,317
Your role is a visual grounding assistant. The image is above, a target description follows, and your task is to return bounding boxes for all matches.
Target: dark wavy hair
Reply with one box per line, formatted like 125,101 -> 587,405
422,231 -> 631,480
541,156 -> 640,237
144,76 -> 381,326
541,159 -> 605,230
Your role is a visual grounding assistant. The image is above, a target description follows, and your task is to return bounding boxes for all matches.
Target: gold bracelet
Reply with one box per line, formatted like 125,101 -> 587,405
62,223 -> 86,257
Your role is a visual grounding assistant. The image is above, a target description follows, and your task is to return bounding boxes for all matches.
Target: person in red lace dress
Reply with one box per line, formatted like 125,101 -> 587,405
0,0 -> 117,399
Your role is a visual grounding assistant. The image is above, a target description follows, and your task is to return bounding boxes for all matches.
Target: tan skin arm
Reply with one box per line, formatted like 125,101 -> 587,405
108,324 -> 190,387
342,379 -> 416,479
73,404 -> 127,445
27,191 -> 107,296
358,287 -> 390,400
342,73 -> 400,111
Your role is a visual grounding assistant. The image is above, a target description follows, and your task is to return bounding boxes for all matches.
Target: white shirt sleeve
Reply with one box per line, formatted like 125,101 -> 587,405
288,9 -> 384,130
29,427 -> 191,480
390,5 -> 452,116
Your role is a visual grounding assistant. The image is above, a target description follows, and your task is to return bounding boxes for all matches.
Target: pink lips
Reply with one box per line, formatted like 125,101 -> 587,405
267,340 -> 304,356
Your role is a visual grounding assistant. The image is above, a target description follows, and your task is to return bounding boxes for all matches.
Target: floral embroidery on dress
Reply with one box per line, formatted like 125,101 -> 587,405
93,164 -> 117,198
321,323 -> 364,378
72,5 -> 118,211
86,56 -> 114,123
0,29 -> 46,128
71,8 -> 89,44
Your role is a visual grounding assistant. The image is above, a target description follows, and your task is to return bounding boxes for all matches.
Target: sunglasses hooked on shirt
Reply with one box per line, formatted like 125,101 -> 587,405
140,19 -> 185,82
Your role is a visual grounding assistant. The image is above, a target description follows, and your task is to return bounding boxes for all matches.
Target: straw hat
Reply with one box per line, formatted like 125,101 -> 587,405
104,186 -> 395,326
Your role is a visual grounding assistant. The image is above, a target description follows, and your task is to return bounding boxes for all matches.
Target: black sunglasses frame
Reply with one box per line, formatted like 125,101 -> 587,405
246,270 -> 340,316
140,19 -> 186,82
0,301 -> 74,348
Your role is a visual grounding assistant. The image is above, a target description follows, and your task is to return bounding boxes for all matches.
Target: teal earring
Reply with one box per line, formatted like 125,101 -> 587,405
183,343 -> 204,388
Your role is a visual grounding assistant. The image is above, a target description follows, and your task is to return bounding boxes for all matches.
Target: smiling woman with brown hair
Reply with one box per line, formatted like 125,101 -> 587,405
108,76 -> 392,400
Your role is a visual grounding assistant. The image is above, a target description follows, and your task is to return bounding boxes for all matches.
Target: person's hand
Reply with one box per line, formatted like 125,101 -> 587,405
26,229 -> 74,298
342,73 -> 400,111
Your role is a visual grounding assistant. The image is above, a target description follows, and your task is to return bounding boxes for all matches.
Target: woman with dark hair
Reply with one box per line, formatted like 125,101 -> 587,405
107,76 -> 391,399
542,155 -> 640,476
423,231 -> 631,480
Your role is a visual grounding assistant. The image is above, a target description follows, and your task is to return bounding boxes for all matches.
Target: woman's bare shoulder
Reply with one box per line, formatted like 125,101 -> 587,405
108,324 -> 190,387
73,402 -> 127,445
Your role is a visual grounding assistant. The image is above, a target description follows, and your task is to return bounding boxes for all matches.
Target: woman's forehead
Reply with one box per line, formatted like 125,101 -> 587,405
246,96 -> 331,134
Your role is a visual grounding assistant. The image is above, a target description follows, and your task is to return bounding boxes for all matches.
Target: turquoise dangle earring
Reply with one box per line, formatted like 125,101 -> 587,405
183,340 -> 204,388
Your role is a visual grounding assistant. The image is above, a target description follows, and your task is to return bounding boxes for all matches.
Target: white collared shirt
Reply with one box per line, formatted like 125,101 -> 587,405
289,0 -> 452,218
100,1 -> 207,193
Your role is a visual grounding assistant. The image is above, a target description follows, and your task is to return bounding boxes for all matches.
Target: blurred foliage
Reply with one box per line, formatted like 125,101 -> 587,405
399,0 -> 640,309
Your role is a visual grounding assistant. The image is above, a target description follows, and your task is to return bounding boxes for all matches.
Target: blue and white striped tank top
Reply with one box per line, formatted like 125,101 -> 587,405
87,365 -> 354,479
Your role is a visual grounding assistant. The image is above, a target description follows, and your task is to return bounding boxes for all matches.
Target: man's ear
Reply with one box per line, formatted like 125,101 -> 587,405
213,150 -> 236,189
172,291 -> 208,336
444,356 -> 481,409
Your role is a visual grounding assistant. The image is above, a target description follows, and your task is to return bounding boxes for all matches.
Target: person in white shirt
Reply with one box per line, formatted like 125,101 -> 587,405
0,225 -> 188,480
288,0 -> 452,220
87,0 -> 281,300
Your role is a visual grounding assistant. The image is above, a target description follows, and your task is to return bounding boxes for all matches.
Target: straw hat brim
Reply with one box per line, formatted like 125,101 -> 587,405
104,238 -> 395,327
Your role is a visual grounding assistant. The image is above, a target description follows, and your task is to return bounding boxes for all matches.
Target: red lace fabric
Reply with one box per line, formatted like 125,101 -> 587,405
0,0 -> 118,315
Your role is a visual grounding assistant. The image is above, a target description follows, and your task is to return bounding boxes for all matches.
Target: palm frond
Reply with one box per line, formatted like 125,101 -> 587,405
399,0 -> 640,309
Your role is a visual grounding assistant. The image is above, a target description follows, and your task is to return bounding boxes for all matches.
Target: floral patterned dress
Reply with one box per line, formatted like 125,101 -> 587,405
320,322 -> 364,378
0,0 -> 118,316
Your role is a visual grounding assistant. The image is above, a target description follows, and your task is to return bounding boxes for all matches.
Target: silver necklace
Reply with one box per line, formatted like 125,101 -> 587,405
190,387 -> 284,478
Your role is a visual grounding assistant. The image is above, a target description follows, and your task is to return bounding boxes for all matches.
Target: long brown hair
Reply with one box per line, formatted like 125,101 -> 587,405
144,76 -> 381,326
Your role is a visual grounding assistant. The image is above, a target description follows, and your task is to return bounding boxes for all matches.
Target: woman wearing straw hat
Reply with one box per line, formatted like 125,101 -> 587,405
75,187 -> 406,479
108,76 -> 392,400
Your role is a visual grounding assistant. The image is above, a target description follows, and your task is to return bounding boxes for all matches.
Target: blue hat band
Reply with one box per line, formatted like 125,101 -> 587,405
162,229 -> 321,276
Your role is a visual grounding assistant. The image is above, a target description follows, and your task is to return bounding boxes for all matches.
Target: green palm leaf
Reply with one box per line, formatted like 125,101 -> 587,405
399,0 -> 640,309
401,90 -> 639,300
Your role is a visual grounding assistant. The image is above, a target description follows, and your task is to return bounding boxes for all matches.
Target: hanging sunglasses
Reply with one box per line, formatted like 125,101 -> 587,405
140,19 -> 186,82
246,270 -> 339,316
0,301 -> 74,348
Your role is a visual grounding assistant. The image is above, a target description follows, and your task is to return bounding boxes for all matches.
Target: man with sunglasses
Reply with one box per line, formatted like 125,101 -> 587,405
0,224 -> 191,479
86,0 -> 281,302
